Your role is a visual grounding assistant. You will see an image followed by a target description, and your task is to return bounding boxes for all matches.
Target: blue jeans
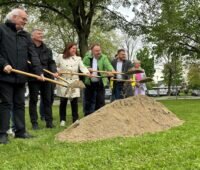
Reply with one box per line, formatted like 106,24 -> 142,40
84,81 -> 105,116
112,82 -> 124,101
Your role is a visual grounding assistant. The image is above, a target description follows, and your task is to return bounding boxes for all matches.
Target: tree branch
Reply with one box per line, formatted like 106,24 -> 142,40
178,41 -> 200,53
96,5 -> 145,28
0,1 -> 74,25
69,1 -> 82,32
85,1 -> 96,38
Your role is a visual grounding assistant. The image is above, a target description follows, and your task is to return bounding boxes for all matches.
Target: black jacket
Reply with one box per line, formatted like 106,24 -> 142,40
28,43 -> 57,81
111,58 -> 134,97
111,58 -> 133,80
0,21 -> 43,83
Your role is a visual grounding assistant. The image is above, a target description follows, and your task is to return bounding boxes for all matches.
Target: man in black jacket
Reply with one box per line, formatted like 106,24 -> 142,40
0,9 -> 44,144
28,29 -> 58,129
111,49 -> 134,100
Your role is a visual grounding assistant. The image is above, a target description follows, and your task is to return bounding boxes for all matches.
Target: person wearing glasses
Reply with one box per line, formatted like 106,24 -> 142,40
0,8 -> 44,144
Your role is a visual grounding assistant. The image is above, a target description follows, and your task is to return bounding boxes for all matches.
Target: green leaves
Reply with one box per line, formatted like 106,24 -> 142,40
145,0 -> 200,59
88,26 -> 120,58
162,56 -> 183,94
188,64 -> 200,89
136,47 -> 155,78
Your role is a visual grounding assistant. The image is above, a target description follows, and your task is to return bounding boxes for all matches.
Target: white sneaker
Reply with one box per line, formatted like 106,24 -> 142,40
60,120 -> 66,127
7,128 -> 15,136
74,120 -> 80,126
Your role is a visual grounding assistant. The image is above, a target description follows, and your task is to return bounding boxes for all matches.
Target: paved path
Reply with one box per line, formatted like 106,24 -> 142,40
154,96 -> 200,100
25,96 -> 200,106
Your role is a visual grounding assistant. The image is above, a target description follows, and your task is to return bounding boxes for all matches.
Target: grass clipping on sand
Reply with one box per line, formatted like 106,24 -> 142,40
56,95 -> 184,142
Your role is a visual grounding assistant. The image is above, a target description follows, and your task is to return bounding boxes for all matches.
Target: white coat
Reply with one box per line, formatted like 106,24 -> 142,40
56,54 -> 89,98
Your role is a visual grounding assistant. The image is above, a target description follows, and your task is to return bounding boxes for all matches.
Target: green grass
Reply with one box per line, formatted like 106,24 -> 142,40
0,100 -> 200,170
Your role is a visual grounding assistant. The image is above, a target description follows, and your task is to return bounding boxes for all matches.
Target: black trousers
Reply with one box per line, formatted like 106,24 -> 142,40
0,81 -> 26,137
84,81 -> 105,116
59,97 -> 78,123
40,84 -> 55,119
28,81 -> 53,125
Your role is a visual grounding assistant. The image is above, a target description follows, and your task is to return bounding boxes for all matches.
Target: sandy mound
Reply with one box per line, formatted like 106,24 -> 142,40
56,95 -> 183,142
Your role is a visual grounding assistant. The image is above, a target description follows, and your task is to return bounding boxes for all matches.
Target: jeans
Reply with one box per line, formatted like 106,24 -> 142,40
84,81 -> 105,116
112,82 -> 124,101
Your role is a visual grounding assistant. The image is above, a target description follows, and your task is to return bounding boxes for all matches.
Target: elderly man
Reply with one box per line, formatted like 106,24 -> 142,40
83,44 -> 114,116
28,29 -> 58,129
0,8 -> 44,144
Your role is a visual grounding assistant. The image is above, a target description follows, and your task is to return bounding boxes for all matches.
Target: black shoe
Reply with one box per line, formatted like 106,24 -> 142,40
0,135 -> 8,144
46,123 -> 55,128
32,124 -> 39,130
15,132 -> 34,139
40,117 -> 45,121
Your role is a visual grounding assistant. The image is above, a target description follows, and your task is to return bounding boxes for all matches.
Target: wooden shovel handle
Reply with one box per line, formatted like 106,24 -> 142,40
91,70 -> 125,75
59,71 -> 100,78
111,77 -> 153,83
111,78 -> 135,82
11,69 -> 67,87
43,69 -> 69,84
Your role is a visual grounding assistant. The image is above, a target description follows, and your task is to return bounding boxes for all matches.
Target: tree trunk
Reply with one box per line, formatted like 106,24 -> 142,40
167,70 -> 172,96
78,32 -> 89,58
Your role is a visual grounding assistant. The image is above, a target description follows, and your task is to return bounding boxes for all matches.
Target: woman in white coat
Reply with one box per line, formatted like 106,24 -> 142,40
56,43 -> 90,126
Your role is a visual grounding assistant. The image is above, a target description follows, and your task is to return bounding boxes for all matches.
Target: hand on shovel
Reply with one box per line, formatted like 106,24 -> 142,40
3,65 -> 13,74
106,70 -> 116,77
37,74 -> 45,81
87,73 -> 93,78
53,72 -> 59,78
88,68 -> 93,73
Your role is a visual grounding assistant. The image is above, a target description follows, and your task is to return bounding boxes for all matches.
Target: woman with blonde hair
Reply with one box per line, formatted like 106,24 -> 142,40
133,59 -> 147,96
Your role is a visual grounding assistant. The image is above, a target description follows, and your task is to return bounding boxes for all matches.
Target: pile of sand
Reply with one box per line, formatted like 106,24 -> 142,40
56,95 -> 183,142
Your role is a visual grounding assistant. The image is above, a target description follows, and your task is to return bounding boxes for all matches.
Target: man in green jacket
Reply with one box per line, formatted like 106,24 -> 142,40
83,44 -> 114,116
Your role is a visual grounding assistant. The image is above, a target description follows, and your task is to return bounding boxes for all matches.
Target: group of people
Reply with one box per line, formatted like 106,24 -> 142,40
0,8 -> 146,144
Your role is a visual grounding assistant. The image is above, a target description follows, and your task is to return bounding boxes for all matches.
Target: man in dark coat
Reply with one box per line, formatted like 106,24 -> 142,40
28,29 -> 58,129
111,49 -> 134,100
0,8 -> 44,144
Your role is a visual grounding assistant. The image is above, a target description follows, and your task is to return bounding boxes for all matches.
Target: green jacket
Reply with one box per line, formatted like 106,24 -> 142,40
83,53 -> 114,86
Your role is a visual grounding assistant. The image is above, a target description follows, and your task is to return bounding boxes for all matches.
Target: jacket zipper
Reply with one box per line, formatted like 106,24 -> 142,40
16,32 -> 19,83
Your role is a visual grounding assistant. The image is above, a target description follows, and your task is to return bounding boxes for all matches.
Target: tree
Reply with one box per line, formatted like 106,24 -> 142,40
0,0 -> 134,57
162,54 -> 183,95
88,26 -> 120,58
187,63 -> 200,89
131,0 -> 200,60
136,47 -> 155,78
24,8 -> 120,57
122,35 -> 141,60
25,8 -> 77,54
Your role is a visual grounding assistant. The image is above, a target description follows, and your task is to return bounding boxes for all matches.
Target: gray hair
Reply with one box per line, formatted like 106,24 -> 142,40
31,28 -> 44,34
5,8 -> 25,21
133,59 -> 141,64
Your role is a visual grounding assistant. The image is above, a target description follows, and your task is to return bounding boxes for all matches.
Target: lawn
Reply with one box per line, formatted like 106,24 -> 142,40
0,99 -> 199,170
